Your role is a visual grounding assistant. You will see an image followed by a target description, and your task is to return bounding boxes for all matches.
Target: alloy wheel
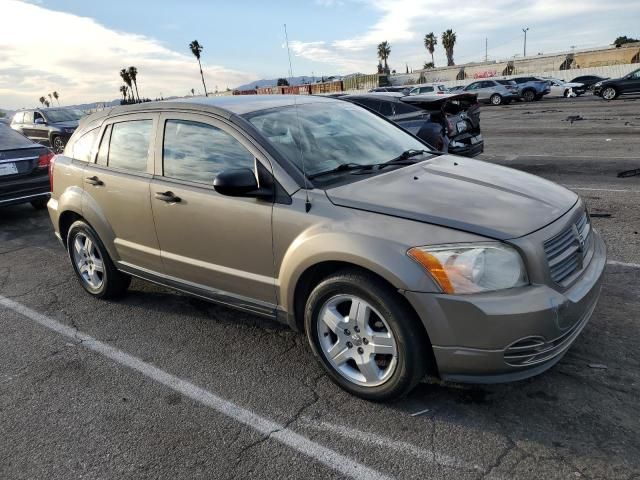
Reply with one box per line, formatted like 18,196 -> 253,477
490,94 -> 502,105
602,87 -> 616,100
71,233 -> 105,290
53,137 -> 65,153
316,294 -> 398,387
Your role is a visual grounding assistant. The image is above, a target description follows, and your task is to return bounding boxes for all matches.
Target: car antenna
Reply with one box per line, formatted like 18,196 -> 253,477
284,23 -> 312,213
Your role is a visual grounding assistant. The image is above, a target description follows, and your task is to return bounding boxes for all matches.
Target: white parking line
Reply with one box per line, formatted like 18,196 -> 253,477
607,260 -> 640,269
0,295 -> 391,480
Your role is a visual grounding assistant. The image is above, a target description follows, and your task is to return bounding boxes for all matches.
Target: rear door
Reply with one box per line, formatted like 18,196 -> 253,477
149,112 -> 276,309
82,113 -> 164,273
21,111 -> 37,139
32,111 -> 49,143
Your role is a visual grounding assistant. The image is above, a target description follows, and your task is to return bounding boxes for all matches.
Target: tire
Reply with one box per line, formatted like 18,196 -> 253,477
304,269 -> 430,401
30,197 -> 49,210
66,220 -> 131,299
489,94 -> 503,106
52,135 -> 66,154
522,89 -> 536,102
601,87 -> 617,101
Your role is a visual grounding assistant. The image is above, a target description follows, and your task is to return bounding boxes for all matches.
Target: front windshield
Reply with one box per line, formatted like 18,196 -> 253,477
44,109 -> 85,123
245,101 -> 426,177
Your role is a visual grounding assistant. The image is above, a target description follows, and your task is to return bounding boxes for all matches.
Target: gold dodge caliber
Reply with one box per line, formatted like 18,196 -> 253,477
48,96 -> 606,400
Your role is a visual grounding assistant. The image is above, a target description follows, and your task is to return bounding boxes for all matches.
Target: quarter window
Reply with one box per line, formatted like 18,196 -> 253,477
163,119 -> 255,184
12,112 -> 24,124
108,120 -> 153,173
70,128 -> 99,162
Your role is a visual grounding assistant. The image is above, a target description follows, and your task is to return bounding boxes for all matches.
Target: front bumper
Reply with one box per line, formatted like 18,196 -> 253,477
403,230 -> 606,383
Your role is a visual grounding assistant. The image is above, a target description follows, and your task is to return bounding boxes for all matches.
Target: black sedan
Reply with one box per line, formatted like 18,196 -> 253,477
593,68 -> 640,100
341,93 -> 483,157
0,123 -> 53,209
569,75 -> 608,90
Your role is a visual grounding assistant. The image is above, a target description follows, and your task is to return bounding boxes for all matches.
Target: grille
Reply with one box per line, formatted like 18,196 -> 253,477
544,211 -> 592,285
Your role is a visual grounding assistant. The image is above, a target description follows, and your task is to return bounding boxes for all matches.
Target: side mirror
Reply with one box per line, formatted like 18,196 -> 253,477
34,118 -> 46,125
213,168 -> 271,199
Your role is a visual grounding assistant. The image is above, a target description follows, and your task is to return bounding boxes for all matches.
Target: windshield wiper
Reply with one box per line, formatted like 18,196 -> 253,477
308,149 -> 439,180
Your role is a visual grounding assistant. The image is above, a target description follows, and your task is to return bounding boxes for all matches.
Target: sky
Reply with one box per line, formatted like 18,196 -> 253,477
1,0 -> 638,109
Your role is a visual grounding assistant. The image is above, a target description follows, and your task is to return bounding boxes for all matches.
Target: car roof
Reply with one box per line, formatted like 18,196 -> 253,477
81,95 -> 341,125
342,93 -> 402,101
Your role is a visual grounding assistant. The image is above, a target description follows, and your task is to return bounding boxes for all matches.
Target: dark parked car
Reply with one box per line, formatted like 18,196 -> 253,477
569,75 -> 607,90
593,68 -> 640,100
0,123 -> 53,209
11,108 -> 84,153
343,93 -> 483,157
511,77 -> 551,101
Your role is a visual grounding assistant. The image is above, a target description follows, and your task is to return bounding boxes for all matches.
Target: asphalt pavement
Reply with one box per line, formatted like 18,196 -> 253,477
1,94 -> 639,480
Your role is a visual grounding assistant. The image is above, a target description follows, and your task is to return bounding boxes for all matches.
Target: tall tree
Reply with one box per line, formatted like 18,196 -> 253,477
119,85 -> 128,101
128,66 -> 140,102
377,41 -> 391,73
191,88 -> 195,96
442,30 -> 457,66
52,91 -> 59,105
277,78 -> 290,86
39,96 -> 45,107
44,99 -> 50,108
189,40 -> 208,97
424,32 -> 437,66
120,69 -> 133,101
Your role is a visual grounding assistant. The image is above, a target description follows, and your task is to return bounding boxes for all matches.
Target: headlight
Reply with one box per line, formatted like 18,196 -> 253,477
594,82 -> 602,87
407,243 -> 528,294
64,127 -> 76,133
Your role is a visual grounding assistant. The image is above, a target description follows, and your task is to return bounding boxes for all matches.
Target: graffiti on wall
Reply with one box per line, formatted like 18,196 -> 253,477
473,70 -> 497,79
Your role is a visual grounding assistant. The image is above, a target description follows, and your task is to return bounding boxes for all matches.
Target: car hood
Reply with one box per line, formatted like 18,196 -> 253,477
325,155 -> 578,240
51,120 -> 79,128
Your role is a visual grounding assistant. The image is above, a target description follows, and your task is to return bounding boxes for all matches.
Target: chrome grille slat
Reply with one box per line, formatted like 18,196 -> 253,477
543,211 -> 593,286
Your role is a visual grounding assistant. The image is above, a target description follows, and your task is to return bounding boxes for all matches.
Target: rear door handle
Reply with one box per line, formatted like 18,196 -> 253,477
85,175 -> 103,186
155,191 -> 181,203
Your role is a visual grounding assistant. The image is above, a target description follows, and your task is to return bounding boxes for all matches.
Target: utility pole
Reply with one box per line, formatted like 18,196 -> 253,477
522,27 -> 529,57
485,37 -> 488,63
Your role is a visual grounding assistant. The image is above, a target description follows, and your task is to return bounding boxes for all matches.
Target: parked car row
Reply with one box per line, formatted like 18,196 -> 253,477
10,107 -> 85,153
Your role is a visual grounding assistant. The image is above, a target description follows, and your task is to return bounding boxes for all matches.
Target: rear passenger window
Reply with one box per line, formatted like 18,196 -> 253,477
70,128 -> 99,162
393,103 -> 421,115
108,120 -> 152,173
163,120 -> 255,184
24,112 -> 34,123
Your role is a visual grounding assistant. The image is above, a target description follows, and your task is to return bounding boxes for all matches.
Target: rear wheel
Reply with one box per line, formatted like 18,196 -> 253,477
304,269 -> 430,401
522,89 -> 536,102
601,87 -> 617,100
489,94 -> 503,106
67,220 -> 131,299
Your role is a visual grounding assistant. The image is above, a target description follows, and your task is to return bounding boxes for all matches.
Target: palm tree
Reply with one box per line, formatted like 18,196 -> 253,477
119,85 -> 128,101
189,40 -> 208,97
39,96 -> 46,107
120,69 -> 133,101
48,93 -> 53,105
424,32 -> 437,66
53,91 -> 60,105
442,29 -> 457,66
128,66 -> 140,102
190,88 -> 195,96
377,41 -> 391,73
44,99 -> 50,108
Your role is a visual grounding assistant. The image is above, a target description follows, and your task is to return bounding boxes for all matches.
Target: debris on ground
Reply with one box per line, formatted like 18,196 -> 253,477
590,213 -> 613,218
588,363 -> 608,370
565,115 -> 584,124
618,168 -> 640,178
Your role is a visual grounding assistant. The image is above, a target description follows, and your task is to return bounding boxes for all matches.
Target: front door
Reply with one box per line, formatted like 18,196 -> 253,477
82,113 -> 163,273
621,69 -> 640,94
149,112 -> 276,311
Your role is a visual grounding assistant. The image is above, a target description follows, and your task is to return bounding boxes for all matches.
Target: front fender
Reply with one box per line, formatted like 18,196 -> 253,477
278,227 -> 442,317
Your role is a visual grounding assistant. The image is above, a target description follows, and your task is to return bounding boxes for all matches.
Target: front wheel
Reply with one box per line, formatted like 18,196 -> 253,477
67,220 -> 131,299
489,94 -> 503,106
52,135 -> 66,154
601,87 -> 617,101
304,269 -> 430,401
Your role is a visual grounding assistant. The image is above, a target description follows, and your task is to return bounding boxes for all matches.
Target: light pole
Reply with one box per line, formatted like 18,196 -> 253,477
522,27 -> 529,57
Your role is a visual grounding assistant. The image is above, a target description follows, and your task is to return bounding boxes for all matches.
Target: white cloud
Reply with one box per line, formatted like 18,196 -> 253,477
0,0 -> 255,109
291,0 -> 639,73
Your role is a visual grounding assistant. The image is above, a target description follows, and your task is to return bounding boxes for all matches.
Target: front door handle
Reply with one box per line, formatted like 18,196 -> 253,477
85,175 -> 103,186
155,191 -> 181,203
